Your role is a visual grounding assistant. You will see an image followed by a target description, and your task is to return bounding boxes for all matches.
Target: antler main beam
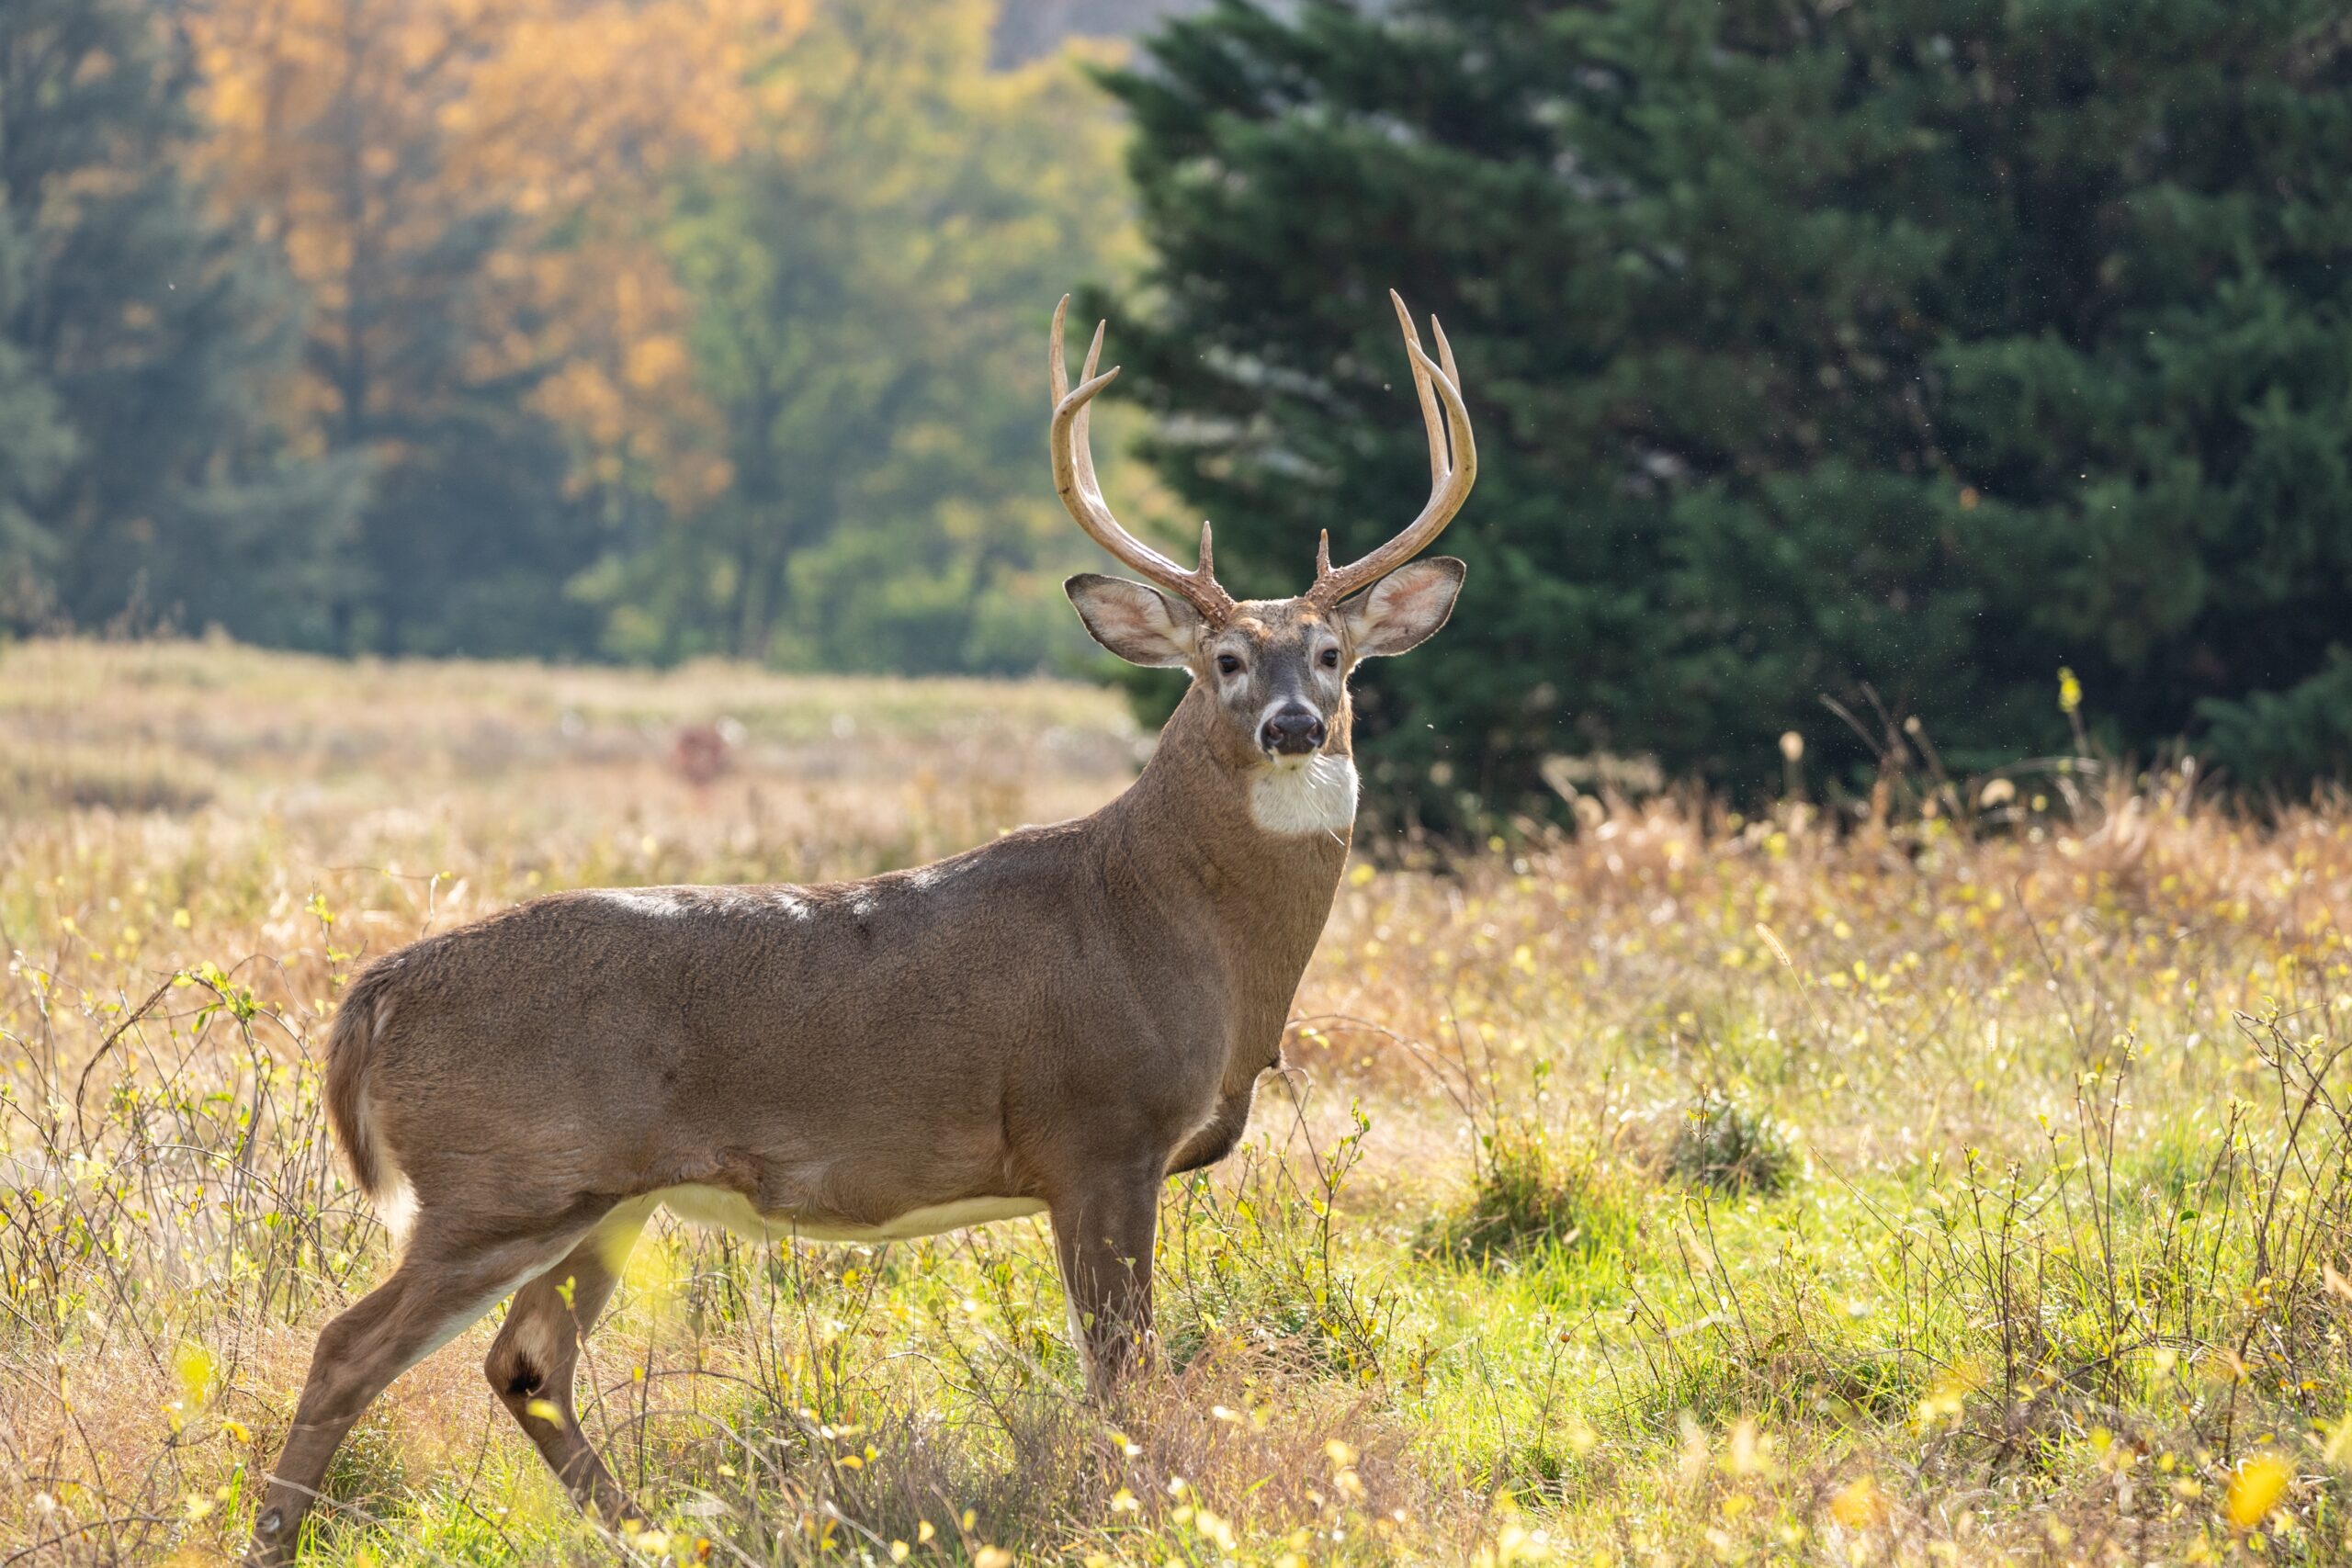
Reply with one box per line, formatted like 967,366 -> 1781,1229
1049,297 -> 1236,624
1306,290 -> 1477,606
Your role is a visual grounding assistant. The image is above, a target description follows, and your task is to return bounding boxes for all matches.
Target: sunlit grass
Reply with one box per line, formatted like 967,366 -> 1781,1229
5,637 -> 2352,1563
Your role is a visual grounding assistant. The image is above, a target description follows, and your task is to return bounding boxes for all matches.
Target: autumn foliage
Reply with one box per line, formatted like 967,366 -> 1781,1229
1,0 -> 1141,664
189,0 -> 808,501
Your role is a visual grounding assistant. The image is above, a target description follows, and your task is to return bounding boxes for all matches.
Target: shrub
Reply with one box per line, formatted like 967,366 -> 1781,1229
1157,1111 -> 1400,1383
1668,1089 -> 1796,1197
1423,1121 -> 1634,1265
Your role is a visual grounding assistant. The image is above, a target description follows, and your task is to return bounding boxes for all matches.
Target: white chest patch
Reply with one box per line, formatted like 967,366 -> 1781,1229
651,1184 -> 1046,1245
1250,756 -> 1359,837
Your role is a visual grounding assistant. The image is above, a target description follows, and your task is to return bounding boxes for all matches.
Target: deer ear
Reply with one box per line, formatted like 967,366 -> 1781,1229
1341,557 -> 1465,658
1066,574 -> 1203,668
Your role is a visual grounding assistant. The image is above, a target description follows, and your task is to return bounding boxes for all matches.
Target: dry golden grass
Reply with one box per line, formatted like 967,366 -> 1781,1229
6,637 -> 2352,1566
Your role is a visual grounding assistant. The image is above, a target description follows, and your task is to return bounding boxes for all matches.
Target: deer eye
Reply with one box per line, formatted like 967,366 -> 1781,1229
1216,654 -> 1243,676
1319,647 -> 1341,669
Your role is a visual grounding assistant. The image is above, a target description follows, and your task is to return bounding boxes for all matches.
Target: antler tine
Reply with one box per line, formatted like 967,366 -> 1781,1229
1392,289 -> 1446,487
1430,314 -> 1462,471
1047,297 -> 1236,623
1072,317 -> 1107,501
1307,292 -> 1478,606
1050,298 -> 1070,403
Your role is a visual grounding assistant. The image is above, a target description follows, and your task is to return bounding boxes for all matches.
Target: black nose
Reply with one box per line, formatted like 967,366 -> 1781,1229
1261,705 -> 1327,755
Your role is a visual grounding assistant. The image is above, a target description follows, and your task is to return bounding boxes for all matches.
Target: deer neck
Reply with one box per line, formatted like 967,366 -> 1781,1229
1095,682 -> 1351,991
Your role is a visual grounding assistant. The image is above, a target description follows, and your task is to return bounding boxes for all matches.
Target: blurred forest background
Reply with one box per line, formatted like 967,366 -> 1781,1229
5,0 -> 2352,820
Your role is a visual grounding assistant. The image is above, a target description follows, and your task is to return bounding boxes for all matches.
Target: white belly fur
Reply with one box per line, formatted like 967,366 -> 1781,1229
652,1183 -> 1046,1244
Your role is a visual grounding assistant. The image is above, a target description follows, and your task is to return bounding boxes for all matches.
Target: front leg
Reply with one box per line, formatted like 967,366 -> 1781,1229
1047,1163 -> 1161,1392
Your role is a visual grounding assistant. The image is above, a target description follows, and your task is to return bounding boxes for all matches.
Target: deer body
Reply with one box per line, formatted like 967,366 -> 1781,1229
334,685 -> 1343,1258
248,293 -> 1474,1563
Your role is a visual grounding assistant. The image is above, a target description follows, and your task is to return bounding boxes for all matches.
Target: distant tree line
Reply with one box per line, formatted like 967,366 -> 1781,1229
1102,0 -> 2352,814
8,0 -> 2352,811
0,0 -> 1142,672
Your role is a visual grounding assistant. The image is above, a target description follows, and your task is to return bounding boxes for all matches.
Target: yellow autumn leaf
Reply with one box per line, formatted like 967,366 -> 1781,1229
174,1344 -> 219,1410
2226,1452 -> 2291,1529
1828,1477 -> 1886,1529
2324,1410 -> 2352,1469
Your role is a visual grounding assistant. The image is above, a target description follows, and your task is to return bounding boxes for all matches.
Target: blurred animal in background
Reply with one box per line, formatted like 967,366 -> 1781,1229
669,720 -> 738,792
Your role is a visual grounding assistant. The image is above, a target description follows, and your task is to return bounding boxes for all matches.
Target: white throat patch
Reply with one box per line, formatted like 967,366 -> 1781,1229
1250,755 -> 1359,837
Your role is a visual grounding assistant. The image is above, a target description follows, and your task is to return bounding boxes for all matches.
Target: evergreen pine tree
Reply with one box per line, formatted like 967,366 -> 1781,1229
0,208 -> 73,620
1103,0 -> 2352,815
0,0 -> 357,643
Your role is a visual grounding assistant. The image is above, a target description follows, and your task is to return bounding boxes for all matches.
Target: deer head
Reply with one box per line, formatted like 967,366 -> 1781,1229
1049,293 -> 1476,795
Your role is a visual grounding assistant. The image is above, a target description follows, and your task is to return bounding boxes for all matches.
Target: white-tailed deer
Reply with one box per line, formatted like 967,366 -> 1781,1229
245,292 -> 1475,1563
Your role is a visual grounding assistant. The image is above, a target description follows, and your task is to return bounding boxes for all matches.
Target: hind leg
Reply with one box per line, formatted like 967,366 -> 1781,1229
483,1201 -> 650,1524
244,1227 -> 580,1565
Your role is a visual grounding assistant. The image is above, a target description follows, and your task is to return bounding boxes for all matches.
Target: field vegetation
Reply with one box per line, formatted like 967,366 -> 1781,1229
6,639 -> 2352,1565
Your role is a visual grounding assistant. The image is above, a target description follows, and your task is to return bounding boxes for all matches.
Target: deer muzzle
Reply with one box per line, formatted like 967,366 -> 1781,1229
1260,705 -> 1327,758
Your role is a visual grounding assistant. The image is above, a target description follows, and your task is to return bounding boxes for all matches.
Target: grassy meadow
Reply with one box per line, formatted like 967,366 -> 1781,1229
6,638 -> 2352,1565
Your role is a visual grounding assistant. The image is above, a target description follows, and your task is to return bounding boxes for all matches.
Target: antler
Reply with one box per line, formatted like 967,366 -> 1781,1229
1305,290 -> 1478,606
1049,297 -> 1237,624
